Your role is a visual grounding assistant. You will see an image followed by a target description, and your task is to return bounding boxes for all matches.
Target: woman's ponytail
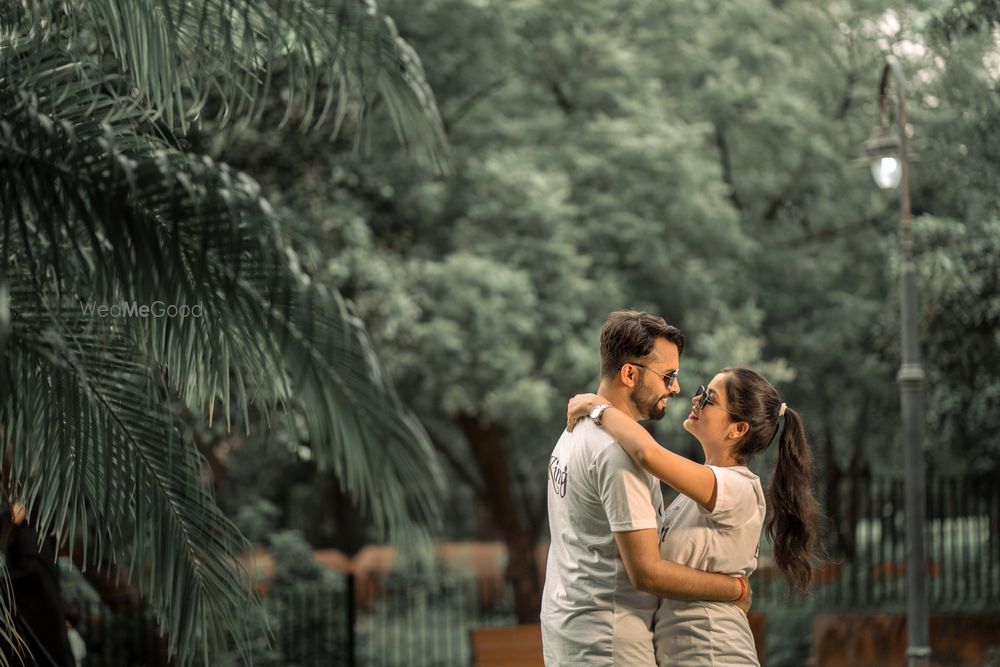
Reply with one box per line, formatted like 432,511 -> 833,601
765,407 -> 820,593
724,367 -> 821,594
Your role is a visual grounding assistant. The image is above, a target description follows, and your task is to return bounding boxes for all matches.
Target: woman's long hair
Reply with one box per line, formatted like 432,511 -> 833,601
722,367 -> 820,593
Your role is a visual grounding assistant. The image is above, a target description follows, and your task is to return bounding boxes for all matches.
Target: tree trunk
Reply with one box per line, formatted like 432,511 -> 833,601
456,413 -> 542,624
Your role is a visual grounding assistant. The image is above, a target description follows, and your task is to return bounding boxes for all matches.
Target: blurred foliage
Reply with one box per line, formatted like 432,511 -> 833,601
216,531 -> 347,667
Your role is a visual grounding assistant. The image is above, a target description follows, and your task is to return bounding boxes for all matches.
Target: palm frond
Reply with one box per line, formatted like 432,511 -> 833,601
0,572 -> 26,667
0,268 -> 9,404
3,295 -> 259,664
6,41 -> 442,524
4,0 -> 447,166
1,33 -> 444,663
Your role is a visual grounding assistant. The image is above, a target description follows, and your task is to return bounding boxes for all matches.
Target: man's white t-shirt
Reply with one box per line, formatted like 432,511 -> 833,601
654,465 -> 765,666
541,420 -> 664,666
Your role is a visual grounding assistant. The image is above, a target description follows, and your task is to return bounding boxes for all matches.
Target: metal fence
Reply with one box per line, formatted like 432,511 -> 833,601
354,572 -> 516,667
70,571 -> 516,666
753,475 -> 1000,611
266,585 -> 353,666
66,475 -> 1000,666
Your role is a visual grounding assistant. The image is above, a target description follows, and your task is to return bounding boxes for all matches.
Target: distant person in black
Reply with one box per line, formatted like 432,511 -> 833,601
1,501 -> 75,667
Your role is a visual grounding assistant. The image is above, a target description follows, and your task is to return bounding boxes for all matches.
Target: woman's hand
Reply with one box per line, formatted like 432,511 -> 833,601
567,393 -> 603,432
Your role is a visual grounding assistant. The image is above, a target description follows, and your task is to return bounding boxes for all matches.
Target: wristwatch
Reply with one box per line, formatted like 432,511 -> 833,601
590,402 -> 612,425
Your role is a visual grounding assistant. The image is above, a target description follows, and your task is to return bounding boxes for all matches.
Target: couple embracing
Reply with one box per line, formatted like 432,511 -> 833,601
540,310 -> 820,666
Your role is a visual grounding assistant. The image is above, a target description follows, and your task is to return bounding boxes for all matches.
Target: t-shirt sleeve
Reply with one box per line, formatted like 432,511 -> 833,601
699,465 -> 759,528
593,441 -> 658,532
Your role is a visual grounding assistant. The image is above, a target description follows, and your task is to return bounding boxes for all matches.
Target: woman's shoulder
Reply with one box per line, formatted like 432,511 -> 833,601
705,465 -> 766,519
710,464 -> 760,485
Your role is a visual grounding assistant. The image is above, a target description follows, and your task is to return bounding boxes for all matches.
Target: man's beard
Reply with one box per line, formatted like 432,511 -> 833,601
631,381 -> 667,421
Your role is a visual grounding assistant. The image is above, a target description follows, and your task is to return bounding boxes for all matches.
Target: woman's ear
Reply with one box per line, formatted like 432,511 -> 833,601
728,421 -> 750,440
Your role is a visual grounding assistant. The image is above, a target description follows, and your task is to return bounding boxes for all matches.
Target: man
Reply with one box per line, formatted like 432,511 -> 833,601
541,310 -> 748,665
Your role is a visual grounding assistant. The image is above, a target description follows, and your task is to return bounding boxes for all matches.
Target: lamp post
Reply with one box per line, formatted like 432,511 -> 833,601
860,55 -> 930,667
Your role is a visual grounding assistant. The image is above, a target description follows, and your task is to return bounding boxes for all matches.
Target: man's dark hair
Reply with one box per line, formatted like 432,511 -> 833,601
599,310 -> 684,379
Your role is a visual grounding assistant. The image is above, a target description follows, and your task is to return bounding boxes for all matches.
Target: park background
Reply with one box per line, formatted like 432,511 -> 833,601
1,0 -> 999,665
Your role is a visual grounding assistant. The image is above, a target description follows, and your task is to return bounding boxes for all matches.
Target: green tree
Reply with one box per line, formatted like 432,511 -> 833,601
912,10 -> 1000,470
0,0 -> 446,663
624,0 -> 1000,539
624,0 -> 905,550
221,0 -> 779,622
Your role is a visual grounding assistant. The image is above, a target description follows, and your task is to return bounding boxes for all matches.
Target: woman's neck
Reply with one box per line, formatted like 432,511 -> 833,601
702,443 -> 740,467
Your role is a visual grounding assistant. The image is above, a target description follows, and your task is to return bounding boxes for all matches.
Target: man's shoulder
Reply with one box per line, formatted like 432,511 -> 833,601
572,419 -> 618,447
567,422 -> 651,480
555,420 -> 619,461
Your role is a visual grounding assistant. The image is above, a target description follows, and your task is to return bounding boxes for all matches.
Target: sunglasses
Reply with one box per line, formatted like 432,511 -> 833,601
623,362 -> 679,389
694,385 -> 743,421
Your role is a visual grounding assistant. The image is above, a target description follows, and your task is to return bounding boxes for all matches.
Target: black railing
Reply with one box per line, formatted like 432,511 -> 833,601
754,475 -> 1000,611
67,571 -> 515,666
267,585 -> 351,665
354,571 -> 516,667
64,475 -> 1000,666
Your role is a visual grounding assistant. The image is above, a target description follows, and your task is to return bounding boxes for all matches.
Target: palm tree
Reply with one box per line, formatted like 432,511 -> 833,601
0,1 -> 446,663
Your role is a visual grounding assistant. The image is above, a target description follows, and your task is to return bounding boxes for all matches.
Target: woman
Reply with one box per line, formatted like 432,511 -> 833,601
567,367 -> 819,666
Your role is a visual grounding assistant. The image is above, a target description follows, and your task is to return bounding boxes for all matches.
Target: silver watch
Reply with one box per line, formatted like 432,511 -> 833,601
589,402 -> 612,425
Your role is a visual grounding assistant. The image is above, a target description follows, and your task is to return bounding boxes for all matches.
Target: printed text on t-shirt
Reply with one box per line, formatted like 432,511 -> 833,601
549,456 -> 568,497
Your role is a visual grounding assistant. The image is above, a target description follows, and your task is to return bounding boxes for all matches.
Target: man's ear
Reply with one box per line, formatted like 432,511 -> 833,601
619,363 -> 638,388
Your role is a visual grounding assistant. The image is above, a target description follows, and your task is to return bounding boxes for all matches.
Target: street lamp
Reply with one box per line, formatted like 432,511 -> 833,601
859,55 -> 930,667
863,125 -> 903,188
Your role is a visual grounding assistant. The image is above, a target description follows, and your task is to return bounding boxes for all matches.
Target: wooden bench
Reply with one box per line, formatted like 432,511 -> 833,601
470,624 -> 544,666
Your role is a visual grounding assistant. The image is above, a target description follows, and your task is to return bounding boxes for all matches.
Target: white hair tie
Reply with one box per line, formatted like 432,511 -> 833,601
778,402 -> 787,417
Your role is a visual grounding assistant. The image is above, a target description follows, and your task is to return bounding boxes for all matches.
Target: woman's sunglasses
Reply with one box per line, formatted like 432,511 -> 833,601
694,385 -> 743,421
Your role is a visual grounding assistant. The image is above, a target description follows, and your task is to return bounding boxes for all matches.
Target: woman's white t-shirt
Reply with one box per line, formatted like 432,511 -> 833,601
654,465 -> 765,666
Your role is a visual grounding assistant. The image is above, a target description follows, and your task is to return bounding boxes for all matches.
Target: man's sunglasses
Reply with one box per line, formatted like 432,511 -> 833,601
622,362 -> 679,389
694,385 -> 743,421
